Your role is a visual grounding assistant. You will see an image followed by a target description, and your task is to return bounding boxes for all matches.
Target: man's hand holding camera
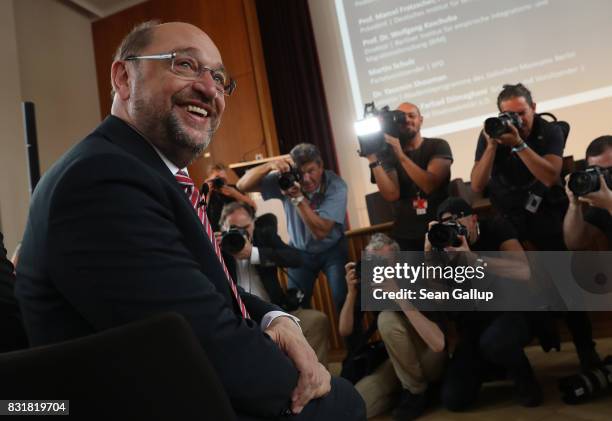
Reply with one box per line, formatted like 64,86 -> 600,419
484,122 -> 523,148
579,174 -> 612,211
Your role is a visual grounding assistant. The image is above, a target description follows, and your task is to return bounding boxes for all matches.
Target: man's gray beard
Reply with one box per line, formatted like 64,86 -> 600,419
165,113 -> 213,164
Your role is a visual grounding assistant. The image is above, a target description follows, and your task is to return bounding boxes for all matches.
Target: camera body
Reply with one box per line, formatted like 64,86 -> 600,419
427,221 -> 468,250
211,177 -> 225,189
283,288 -> 305,312
568,166 -> 612,196
278,166 -> 302,191
220,227 -> 249,254
356,102 -> 407,157
484,111 -> 523,138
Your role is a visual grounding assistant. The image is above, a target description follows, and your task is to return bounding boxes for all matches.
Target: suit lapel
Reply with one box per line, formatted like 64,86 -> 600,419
94,116 -> 237,309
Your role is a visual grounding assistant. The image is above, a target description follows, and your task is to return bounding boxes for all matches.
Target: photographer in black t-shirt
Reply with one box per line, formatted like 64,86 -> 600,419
367,102 -> 453,251
428,198 -> 542,409
564,135 -> 612,250
471,83 -> 567,250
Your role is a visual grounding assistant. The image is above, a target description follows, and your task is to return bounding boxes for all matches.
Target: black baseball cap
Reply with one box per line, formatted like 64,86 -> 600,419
436,197 -> 474,220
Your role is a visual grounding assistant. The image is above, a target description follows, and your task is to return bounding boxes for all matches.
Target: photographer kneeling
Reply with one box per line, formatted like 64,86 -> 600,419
341,233 -> 447,420
564,135 -> 612,250
430,198 -> 542,409
219,202 -> 330,365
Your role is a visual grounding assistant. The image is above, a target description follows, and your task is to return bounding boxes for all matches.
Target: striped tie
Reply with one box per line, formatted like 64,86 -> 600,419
175,171 -> 250,319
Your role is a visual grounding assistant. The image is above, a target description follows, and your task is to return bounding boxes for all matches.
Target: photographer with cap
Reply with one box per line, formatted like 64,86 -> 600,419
365,102 -> 453,251
564,135 -> 612,250
219,202 -> 331,365
237,143 -> 348,313
429,198 -> 542,409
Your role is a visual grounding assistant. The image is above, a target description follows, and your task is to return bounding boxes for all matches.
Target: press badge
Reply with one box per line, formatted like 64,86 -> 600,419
413,194 -> 428,215
525,192 -> 543,214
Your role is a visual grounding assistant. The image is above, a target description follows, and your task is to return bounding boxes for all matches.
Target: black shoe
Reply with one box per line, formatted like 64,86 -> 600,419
577,347 -> 602,371
392,389 -> 427,421
514,374 -> 542,407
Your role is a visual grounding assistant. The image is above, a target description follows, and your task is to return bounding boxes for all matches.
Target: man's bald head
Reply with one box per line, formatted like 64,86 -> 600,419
396,102 -> 423,141
397,102 -> 421,116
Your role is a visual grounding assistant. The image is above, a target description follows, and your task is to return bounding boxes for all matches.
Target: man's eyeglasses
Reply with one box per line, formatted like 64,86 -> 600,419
125,52 -> 236,96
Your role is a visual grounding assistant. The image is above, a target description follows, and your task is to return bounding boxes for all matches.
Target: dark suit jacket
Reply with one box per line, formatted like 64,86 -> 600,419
224,215 -> 302,308
0,233 -> 27,352
15,116 -> 298,417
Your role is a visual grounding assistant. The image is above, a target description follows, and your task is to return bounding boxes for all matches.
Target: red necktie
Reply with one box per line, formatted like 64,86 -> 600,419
175,171 -> 250,319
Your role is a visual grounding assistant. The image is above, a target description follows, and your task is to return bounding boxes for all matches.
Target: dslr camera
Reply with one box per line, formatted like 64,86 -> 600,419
484,111 -> 522,138
427,221 -> 468,250
220,226 -> 249,254
211,177 -> 225,189
568,166 -> 612,196
277,166 -> 302,191
354,102 -> 407,156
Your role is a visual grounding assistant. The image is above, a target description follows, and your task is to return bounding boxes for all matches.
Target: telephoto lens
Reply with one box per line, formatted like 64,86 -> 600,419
220,228 -> 248,254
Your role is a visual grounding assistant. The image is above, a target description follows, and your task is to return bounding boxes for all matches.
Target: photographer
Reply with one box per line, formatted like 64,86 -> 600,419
341,233 -> 446,420
471,83 -> 566,250
564,135 -> 612,250
237,143 -> 348,312
366,102 -> 453,251
219,202 -> 330,365
430,198 -> 542,409
205,163 -> 257,231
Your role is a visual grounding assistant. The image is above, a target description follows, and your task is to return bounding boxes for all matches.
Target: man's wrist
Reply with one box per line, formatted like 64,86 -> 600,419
290,195 -> 305,207
512,140 -> 528,153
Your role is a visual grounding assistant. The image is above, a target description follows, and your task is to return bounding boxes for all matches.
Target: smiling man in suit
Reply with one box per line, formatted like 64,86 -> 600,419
15,21 -> 364,420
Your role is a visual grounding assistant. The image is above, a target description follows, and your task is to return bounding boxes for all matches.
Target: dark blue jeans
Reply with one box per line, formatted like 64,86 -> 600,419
288,238 -> 348,313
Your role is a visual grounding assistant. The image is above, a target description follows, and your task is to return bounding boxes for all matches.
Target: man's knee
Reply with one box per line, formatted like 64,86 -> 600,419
377,311 -> 405,340
328,377 -> 366,420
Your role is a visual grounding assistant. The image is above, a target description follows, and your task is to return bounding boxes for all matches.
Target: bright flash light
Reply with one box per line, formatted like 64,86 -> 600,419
354,117 -> 381,136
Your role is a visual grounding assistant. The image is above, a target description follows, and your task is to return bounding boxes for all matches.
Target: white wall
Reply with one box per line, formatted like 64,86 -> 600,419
309,0 -> 374,229
0,0 -> 100,254
0,0 -> 30,256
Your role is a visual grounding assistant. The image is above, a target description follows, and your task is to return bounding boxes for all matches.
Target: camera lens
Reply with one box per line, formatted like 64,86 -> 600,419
484,117 -> 507,138
278,170 -> 299,190
220,230 -> 246,254
568,171 -> 600,196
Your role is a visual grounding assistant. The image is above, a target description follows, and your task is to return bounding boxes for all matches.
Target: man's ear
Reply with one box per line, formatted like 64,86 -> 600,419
532,101 -> 537,112
111,60 -> 131,101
